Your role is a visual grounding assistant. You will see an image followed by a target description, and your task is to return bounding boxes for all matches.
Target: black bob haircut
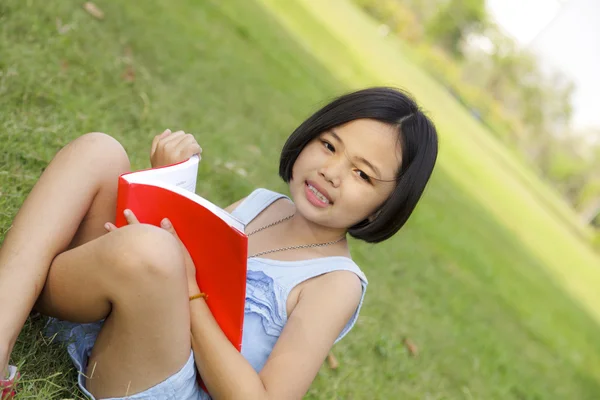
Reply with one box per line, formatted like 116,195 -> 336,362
279,87 -> 438,244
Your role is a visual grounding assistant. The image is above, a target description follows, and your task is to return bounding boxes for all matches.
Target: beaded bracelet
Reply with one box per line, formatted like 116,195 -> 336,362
189,293 -> 208,301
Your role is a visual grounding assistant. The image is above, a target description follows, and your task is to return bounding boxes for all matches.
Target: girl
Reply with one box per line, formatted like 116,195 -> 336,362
0,87 -> 438,399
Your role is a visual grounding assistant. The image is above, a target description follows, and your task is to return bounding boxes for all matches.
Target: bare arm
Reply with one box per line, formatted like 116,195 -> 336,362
190,270 -> 363,399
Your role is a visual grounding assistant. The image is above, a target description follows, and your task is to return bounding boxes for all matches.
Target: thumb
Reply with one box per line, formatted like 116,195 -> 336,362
160,218 -> 193,261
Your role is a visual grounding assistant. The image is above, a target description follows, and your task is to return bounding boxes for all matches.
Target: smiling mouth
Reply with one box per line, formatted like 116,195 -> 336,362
305,181 -> 333,205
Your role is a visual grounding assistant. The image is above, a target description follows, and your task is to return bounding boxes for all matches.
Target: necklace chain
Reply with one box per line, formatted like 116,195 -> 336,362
246,214 -> 295,236
246,213 -> 345,258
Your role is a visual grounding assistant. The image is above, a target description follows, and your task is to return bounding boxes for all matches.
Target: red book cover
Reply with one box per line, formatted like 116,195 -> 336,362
114,156 -> 248,352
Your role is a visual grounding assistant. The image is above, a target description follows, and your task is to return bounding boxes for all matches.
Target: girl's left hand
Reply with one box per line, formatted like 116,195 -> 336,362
104,210 -> 201,297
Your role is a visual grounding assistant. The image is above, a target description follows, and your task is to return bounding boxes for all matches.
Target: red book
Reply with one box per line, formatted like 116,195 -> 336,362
115,155 -> 248,352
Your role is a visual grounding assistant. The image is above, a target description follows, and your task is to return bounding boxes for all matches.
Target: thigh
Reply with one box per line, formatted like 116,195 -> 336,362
85,228 -> 192,398
86,307 -> 192,399
39,225 -> 193,398
33,133 -> 129,317
67,133 -> 130,250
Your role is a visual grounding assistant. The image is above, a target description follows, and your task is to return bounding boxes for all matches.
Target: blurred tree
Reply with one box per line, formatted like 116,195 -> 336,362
400,0 -> 445,24
353,0 -> 424,43
546,130 -> 600,209
425,0 -> 487,58
352,0 -> 598,228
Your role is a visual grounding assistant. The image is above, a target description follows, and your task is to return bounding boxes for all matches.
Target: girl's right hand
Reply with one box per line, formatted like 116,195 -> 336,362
150,129 -> 202,168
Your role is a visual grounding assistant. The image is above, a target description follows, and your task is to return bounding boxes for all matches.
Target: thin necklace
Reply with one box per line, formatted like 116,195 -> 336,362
246,213 -> 345,258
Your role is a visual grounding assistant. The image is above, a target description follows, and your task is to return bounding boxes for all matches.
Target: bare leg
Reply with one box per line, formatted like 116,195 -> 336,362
38,224 -> 192,398
0,132 -> 128,373
1,132 -> 193,397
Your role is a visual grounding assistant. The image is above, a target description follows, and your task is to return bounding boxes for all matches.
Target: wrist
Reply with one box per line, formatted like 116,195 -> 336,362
188,283 -> 201,298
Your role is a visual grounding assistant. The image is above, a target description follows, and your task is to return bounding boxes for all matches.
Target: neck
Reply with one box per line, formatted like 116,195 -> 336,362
286,212 -> 347,244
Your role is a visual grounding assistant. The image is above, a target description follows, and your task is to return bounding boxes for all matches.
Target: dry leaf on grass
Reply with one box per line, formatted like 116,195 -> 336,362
326,352 -> 339,370
83,2 -> 104,20
55,18 -> 73,34
403,337 -> 419,357
122,65 -> 135,82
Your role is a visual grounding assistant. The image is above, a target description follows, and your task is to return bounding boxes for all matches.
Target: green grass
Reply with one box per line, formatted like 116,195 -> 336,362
1,0 -> 600,399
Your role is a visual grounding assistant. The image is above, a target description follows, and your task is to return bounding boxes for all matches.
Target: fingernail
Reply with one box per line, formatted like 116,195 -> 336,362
124,209 -> 131,217
104,223 -> 111,230
161,218 -> 171,228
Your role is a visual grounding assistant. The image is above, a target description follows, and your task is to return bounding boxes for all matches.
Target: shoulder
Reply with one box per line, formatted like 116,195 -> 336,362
314,269 -> 362,292
224,187 -> 292,214
301,269 -> 363,312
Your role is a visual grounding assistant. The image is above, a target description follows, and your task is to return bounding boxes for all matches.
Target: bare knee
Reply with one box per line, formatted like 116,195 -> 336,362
81,132 -> 130,173
63,132 -> 130,176
100,224 -> 187,293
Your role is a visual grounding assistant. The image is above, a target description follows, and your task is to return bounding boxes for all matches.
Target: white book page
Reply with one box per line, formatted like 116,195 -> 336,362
122,155 -> 244,232
124,155 -> 200,193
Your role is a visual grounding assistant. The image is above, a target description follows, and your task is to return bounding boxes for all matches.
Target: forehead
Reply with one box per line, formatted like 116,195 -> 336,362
330,119 -> 402,175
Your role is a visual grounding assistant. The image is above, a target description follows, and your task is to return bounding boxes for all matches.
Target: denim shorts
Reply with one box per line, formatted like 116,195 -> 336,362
45,319 -> 210,400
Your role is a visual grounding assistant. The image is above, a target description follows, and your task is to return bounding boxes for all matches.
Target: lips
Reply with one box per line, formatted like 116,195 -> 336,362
305,180 -> 333,204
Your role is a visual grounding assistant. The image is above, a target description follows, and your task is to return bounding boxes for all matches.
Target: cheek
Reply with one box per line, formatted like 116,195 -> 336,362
290,153 -> 307,180
343,186 -> 380,214
345,186 -> 392,215
292,145 -> 322,175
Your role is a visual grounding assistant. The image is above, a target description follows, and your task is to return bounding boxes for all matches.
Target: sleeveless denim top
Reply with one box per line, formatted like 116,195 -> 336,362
235,188 -> 368,373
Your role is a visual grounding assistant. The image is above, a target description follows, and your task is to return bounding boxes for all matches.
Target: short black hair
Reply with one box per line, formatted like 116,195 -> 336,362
279,87 -> 438,243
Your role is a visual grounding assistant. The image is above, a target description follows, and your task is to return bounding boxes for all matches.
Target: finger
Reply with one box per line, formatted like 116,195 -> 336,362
175,135 -> 202,158
191,143 -> 202,156
151,129 -> 171,156
160,130 -> 186,147
184,144 -> 202,160
160,218 -> 179,239
160,128 -> 172,139
123,209 -> 140,225
158,131 -> 186,156
104,222 -> 117,232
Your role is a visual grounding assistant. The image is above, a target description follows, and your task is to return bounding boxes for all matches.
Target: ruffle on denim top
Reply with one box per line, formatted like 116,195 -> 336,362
235,189 -> 368,373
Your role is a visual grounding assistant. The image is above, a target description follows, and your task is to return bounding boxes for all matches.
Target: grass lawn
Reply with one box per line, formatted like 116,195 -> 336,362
1,0 -> 600,399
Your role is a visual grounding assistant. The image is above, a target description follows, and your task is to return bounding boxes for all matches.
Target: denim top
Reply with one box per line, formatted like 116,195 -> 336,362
234,188 -> 368,373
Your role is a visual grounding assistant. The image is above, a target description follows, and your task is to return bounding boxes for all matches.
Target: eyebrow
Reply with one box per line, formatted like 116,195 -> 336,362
328,129 -> 382,179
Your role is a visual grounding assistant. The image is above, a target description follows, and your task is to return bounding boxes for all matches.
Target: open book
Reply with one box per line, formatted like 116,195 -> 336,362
115,155 -> 248,352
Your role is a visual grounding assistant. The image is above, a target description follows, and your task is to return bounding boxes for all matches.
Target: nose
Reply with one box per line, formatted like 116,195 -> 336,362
318,158 -> 343,188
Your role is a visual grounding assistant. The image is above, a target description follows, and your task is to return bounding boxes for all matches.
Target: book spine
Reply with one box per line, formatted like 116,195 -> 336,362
115,176 -> 130,227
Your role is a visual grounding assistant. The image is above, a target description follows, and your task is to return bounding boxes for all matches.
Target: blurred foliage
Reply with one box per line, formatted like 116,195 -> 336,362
425,0 -> 487,58
352,0 -> 600,234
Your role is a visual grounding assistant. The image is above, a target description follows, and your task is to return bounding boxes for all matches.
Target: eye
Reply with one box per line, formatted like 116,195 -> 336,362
356,170 -> 371,183
322,140 -> 335,152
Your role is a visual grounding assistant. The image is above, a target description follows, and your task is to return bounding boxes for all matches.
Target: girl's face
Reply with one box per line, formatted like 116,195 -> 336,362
290,118 -> 401,231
